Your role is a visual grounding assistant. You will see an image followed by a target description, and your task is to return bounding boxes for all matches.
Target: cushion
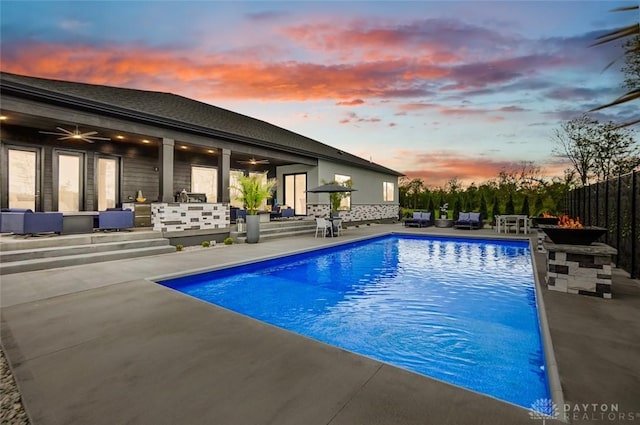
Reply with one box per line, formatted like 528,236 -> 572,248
422,212 -> 431,220
469,212 -> 481,222
458,212 -> 470,221
413,212 -> 422,219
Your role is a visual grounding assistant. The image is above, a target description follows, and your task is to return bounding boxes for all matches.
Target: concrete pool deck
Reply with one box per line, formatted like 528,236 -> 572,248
1,224 -> 639,424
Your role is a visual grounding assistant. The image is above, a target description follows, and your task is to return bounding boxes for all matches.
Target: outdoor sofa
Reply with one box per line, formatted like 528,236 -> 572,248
0,209 -> 63,235
404,211 -> 433,228
454,212 -> 483,230
271,206 -> 294,220
96,208 -> 134,231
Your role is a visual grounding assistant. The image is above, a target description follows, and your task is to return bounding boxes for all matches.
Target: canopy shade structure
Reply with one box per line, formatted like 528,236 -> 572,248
306,183 -> 357,193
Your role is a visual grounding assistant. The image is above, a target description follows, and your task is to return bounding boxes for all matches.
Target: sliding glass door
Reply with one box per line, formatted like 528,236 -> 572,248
284,173 -> 306,215
55,151 -> 84,212
96,156 -> 119,210
5,147 -> 40,210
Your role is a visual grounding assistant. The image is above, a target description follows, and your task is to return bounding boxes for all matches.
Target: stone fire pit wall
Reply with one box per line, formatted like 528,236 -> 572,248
543,242 -> 618,299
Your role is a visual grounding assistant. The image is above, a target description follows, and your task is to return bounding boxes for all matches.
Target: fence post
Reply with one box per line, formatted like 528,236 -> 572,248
595,182 -> 599,227
605,179 -> 609,244
616,174 -> 622,257
632,171 -> 637,279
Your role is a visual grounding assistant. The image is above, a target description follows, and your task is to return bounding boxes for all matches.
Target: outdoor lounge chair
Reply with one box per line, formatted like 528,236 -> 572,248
454,212 -> 482,230
0,209 -> 63,235
96,208 -> 134,231
404,211 -> 433,228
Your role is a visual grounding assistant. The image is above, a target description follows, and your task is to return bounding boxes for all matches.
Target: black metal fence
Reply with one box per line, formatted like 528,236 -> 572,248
566,170 -> 639,278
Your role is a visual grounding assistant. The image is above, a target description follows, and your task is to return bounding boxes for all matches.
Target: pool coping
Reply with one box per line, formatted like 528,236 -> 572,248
150,230 -> 566,416
8,224 -> 637,424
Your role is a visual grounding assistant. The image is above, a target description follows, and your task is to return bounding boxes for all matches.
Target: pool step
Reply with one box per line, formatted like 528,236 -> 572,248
230,219 -> 317,243
0,231 -> 175,275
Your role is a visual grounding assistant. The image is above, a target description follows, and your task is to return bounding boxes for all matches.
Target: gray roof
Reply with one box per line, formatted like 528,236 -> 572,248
0,72 -> 403,176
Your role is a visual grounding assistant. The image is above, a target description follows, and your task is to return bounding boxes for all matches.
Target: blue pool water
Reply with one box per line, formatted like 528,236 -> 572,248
160,235 -> 550,409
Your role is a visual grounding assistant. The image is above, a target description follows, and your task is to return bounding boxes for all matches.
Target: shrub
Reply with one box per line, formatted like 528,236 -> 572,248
175,244 -> 184,252
223,237 -> 234,245
201,240 -> 211,248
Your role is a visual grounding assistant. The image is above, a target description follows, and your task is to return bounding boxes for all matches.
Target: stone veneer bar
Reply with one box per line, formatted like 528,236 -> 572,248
543,241 -> 617,299
145,203 -> 229,232
306,204 -> 398,222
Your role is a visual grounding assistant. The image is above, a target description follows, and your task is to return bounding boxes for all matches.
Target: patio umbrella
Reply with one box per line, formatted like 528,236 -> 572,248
306,183 -> 357,193
306,183 -> 357,216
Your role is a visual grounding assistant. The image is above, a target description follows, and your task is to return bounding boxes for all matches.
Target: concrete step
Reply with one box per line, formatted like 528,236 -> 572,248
0,230 -> 161,252
232,227 -> 317,243
1,238 -> 170,262
0,245 -> 176,275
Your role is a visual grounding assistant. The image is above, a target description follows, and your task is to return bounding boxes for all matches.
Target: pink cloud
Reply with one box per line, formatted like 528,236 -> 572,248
394,149 -> 566,187
336,99 -> 365,106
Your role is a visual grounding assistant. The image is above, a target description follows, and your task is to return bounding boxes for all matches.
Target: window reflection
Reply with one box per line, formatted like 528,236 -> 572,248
191,165 -> 217,203
8,149 -> 36,210
97,158 -> 117,210
58,154 -> 80,212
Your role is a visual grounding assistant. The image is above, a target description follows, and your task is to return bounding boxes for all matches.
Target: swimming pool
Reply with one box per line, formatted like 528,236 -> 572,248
159,234 -> 550,409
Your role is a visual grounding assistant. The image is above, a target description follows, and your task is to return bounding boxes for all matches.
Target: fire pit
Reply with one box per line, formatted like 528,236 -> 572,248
539,225 -> 607,245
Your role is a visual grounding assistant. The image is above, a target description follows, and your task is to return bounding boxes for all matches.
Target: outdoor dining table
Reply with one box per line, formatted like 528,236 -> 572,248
495,214 -> 530,234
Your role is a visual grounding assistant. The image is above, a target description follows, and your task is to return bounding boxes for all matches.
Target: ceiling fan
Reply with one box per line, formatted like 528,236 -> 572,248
237,157 -> 270,165
39,125 -> 111,143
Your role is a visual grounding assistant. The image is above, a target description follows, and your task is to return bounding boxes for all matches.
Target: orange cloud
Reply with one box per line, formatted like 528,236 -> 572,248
393,149 -> 567,187
1,42 -> 446,102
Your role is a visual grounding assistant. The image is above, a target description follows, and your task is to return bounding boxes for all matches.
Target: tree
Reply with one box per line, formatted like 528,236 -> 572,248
534,195 -> 544,216
553,114 -> 600,185
590,5 -> 639,126
520,196 -> 530,216
592,121 -> 640,180
491,196 -> 501,219
505,193 -> 515,215
427,196 -> 436,220
453,196 -> 462,221
479,195 -> 488,220
622,35 -> 640,93
405,178 -> 424,209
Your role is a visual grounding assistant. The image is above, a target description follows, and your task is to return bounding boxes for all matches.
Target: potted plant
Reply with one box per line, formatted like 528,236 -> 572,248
440,203 -> 449,219
232,174 -> 276,243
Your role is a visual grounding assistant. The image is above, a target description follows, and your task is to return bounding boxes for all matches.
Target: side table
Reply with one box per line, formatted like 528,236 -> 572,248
435,218 -> 454,228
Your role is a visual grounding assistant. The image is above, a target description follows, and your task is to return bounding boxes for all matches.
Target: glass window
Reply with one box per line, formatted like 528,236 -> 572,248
191,166 -> 217,203
58,154 -> 81,212
97,158 -> 117,210
8,149 -> 36,210
284,173 -> 307,215
334,174 -> 352,210
383,181 -> 395,202
229,169 -> 245,208
249,171 -> 268,210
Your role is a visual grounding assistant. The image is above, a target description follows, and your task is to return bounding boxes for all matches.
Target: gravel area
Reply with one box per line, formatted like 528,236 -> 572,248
1,347 -> 29,425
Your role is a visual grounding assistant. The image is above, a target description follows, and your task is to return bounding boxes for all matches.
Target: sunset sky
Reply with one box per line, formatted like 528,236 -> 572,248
1,1 -> 636,187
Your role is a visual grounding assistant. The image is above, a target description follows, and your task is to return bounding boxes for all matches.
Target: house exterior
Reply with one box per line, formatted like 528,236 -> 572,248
0,72 -> 402,232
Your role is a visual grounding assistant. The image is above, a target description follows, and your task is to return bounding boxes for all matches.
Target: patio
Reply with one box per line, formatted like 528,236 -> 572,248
1,224 -> 639,424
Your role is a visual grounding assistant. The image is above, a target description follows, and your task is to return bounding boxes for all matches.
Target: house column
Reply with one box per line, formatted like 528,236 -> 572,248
160,138 -> 174,202
220,148 -> 231,203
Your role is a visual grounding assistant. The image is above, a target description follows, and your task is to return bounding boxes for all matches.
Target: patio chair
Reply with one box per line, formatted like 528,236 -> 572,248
315,217 -> 333,238
280,207 -> 294,219
454,212 -> 482,230
96,208 -> 134,231
332,217 -> 344,236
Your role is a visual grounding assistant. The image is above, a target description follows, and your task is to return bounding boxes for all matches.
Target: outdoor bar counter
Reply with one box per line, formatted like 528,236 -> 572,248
123,202 -> 229,232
